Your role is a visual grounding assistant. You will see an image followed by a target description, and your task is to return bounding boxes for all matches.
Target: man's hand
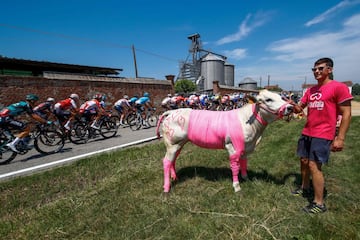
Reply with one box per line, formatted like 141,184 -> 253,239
331,136 -> 345,152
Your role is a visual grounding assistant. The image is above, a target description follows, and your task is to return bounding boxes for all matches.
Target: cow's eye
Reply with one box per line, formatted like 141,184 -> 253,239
265,98 -> 273,102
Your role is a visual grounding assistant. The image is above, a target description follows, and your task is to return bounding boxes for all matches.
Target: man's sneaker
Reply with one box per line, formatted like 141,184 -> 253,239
303,202 -> 327,214
6,142 -> 19,153
291,187 -> 312,198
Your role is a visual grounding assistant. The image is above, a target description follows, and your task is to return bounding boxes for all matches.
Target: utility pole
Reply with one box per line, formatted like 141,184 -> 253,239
132,45 -> 138,78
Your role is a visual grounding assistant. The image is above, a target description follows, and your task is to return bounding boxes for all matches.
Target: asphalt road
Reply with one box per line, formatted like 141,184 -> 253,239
0,125 -> 160,181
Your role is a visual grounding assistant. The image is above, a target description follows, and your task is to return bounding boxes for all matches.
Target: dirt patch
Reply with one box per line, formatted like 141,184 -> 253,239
352,101 -> 360,116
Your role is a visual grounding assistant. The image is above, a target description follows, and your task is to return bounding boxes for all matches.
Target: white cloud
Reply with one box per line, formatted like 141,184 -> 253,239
215,11 -> 273,45
269,13 -> 360,62
223,48 -> 247,60
305,0 -> 360,27
232,13 -> 360,90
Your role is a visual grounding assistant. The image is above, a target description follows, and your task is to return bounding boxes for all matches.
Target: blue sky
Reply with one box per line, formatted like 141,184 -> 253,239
1,0 -> 360,91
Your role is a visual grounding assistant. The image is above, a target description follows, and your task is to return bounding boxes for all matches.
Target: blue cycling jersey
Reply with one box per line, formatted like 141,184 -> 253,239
129,97 -> 138,103
2,101 -> 33,117
135,96 -> 150,105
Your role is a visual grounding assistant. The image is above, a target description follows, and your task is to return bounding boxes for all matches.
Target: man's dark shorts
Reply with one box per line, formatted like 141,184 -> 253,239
297,135 -> 332,164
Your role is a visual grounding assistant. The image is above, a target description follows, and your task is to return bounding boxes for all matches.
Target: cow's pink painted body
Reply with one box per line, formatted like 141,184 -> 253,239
156,90 -> 293,193
188,110 -> 244,150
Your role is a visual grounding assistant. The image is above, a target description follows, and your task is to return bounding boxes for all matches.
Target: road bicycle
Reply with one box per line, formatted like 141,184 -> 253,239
128,108 -> 158,131
69,113 -> 119,144
0,123 -> 65,165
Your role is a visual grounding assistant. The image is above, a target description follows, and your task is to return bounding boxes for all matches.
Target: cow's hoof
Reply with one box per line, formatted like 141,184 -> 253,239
232,182 -> 241,192
161,192 -> 171,201
241,175 -> 249,181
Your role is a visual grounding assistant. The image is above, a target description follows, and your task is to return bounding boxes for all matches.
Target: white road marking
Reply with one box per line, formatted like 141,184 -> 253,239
0,136 -> 159,180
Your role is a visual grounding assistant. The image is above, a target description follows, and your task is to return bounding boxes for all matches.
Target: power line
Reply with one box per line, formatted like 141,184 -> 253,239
0,23 -> 179,63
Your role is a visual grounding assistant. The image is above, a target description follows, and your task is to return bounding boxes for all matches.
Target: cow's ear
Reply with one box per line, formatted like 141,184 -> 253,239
248,94 -> 258,103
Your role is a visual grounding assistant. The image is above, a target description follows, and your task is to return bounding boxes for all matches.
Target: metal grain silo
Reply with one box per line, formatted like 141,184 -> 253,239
224,62 -> 234,87
200,53 -> 225,90
239,77 -> 257,90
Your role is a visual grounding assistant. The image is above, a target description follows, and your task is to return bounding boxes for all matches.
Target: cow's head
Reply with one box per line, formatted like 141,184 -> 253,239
255,89 -> 293,119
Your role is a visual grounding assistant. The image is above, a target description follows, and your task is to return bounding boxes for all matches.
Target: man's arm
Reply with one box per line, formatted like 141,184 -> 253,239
332,100 -> 352,151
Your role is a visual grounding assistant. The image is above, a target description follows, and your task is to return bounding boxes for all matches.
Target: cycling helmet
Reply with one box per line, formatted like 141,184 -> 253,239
46,97 -> 55,102
26,94 -> 39,101
70,93 -> 79,100
167,93 -> 172,97
93,94 -> 103,100
144,92 -> 150,97
124,95 -> 129,99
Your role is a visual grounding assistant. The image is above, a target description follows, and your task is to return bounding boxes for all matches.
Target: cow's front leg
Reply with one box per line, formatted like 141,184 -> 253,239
240,157 -> 248,180
229,154 -> 241,192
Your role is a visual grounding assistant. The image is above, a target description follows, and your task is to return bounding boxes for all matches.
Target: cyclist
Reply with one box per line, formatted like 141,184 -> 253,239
199,93 -> 209,109
134,92 -> 154,120
113,95 -> 131,125
128,95 -> 138,107
170,93 -> 185,109
79,94 -> 106,129
0,94 -> 51,153
161,94 -> 172,111
33,97 -> 56,121
187,93 -> 201,109
54,93 -> 80,130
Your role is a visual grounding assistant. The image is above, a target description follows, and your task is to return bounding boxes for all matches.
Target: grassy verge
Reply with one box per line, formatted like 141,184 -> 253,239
1,117 -> 359,239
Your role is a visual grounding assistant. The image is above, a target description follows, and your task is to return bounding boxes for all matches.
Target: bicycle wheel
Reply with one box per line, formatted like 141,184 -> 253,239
0,132 -> 17,164
69,122 -> 89,144
109,115 -> 121,127
129,115 -> 142,131
124,112 -> 136,126
34,130 -> 65,154
146,113 -> 158,127
100,119 -> 118,138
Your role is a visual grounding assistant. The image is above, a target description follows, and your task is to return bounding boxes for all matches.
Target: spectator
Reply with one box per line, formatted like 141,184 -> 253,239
291,57 -> 353,214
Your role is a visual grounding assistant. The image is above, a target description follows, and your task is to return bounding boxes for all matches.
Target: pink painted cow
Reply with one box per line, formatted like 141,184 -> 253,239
156,89 -> 293,193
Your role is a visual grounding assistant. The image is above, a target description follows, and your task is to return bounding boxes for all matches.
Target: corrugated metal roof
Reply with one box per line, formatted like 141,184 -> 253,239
0,57 -> 122,76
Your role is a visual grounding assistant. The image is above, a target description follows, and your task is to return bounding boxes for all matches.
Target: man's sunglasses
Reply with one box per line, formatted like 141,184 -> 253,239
311,66 -> 329,72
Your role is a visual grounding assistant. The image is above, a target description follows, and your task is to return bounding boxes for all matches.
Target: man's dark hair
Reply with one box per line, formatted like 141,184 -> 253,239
315,57 -> 334,67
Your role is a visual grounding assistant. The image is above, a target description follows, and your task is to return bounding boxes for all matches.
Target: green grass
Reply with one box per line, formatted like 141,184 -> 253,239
1,117 -> 360,239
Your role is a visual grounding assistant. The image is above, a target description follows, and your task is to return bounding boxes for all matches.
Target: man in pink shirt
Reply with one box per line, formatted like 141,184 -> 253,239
292,57 -> 353,214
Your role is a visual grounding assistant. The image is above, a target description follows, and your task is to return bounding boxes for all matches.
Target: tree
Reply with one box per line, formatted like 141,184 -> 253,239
352,83 -> 360,95
174,79 -> 196,94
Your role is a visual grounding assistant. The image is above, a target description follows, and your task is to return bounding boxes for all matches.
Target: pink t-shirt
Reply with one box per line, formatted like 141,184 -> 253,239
301,80 -> 353,140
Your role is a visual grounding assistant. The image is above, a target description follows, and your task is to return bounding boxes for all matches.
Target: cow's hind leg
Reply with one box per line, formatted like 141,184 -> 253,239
163,144 -> 183,193
229,154 -> 242,192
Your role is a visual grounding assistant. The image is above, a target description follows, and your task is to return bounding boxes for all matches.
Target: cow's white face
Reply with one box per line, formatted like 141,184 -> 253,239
256,89 -> 293,116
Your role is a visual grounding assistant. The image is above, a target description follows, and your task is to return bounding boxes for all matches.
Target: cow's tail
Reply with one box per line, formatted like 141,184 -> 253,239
156,110 -> 172,139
